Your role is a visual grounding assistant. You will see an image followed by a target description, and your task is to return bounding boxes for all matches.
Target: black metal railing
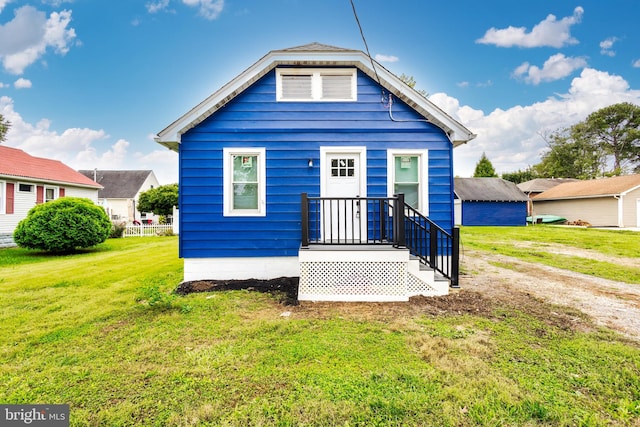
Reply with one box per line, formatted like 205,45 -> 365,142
300,193 -> 460,287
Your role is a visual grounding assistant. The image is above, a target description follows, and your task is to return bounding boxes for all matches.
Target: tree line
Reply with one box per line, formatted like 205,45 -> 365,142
474,102 -> 640,183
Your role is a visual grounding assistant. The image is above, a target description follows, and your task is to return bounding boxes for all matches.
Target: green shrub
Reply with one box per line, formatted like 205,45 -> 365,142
13,197 -> 112,253
110,222 -> 126,238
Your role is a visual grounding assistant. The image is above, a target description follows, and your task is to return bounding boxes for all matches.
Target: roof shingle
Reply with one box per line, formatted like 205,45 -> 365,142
78,170 -> 153,199
455,178 -> 529,202
535,174 -> 640,200
0,146 -> 101,188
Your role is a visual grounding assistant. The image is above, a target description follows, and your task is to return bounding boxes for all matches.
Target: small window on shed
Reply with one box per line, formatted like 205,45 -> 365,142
276,68 -> 356,102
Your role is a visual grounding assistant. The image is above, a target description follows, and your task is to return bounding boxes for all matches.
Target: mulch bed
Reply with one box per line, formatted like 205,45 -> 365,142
175,277 -> 299,305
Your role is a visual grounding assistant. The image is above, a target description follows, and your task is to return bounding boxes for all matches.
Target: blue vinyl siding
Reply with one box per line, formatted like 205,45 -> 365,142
461,201 -> 527,226
179,69 -> 455,258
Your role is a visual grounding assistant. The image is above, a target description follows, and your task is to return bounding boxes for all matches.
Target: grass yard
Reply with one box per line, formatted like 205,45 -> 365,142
1,233 -> 639,426
460,225 -> 640,283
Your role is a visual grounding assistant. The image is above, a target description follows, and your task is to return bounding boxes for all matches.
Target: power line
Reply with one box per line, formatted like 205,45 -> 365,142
349,0 -> 382,90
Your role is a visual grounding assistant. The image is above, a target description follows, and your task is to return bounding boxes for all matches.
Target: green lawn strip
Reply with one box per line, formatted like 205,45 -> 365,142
2,236 -> 640,425
3,289 -> 639,425
466,242 -> 640,284
461,226 -> 640,259
461,226 -> 640,284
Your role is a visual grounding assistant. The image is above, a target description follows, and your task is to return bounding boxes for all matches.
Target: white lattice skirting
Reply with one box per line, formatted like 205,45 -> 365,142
298,247 -> 448,302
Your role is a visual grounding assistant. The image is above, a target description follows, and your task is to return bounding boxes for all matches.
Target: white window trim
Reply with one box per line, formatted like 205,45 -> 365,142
276,68 -> 357,102
223,147 -> 266,217
45,186 -> 58,202
387,149 -> 429,215
0,181 -> 5,215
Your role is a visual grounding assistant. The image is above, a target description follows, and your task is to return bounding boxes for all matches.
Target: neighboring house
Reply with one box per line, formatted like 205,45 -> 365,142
517,178 -> 579,215
454,178 -> 529,226
532,174 -> 640,228
155,42 -> 475,301
79,170 -> 160,224
0,146 -> 102,247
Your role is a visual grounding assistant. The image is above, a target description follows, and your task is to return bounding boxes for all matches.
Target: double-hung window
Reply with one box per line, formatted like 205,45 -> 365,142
276,68 -> 357,102
387,149 -> 429,214
223,148 -> 266,216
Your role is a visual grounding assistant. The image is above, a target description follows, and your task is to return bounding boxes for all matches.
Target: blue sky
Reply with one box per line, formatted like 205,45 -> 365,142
1,0 -> 639,184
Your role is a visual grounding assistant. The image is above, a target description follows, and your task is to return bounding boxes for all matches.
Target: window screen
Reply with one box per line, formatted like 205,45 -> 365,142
281,75 -> 312,100
321,74 -> 352,99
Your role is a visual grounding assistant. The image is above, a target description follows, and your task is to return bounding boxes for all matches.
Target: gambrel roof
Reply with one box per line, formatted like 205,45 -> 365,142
0,146 -> 102,189
454,178 -> 529,202
155,42 -> 476,150
79,170 -> 154,199
535,174 -> 640,200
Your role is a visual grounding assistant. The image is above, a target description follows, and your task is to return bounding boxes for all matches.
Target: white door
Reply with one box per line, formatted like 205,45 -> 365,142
321,148 -> 367,242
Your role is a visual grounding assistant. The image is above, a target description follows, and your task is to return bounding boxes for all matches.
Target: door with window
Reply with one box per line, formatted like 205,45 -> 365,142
321,148 -> 367,243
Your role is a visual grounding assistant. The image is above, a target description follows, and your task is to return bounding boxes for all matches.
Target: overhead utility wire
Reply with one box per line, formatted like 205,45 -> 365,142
349,0 -> 382,92
348,0 -> 431,126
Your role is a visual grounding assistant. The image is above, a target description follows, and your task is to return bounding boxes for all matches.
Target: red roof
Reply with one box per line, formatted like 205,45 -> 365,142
0,146 -> 101,188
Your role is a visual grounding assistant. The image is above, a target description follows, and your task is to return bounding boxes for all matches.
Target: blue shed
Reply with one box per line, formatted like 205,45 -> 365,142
156,43 -> 476,301
454,178 -> 529,226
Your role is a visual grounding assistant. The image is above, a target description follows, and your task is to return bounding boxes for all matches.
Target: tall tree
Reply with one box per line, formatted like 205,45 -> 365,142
137,184 -> 178,216
582,102 -> 640,174
0,114 -> 9,143
534,126 -> 604,179
473,152 -> 497,177
501,167 -> 538,184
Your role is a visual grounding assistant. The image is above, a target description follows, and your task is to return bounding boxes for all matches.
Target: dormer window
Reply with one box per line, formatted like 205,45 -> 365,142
276,68 -> 357,102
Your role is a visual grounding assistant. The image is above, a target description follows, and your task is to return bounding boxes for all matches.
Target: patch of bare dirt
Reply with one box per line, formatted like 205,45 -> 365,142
460,248 -> 640,342
176,250 -> 640,342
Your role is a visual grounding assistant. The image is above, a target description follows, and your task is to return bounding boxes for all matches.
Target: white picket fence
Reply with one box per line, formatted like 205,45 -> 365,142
124,224 -> 174,237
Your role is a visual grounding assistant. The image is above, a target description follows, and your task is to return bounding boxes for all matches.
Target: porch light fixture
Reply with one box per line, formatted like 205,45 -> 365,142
308,159 -> 313,167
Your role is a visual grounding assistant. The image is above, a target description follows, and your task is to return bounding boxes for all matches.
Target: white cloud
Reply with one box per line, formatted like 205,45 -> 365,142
0,5 -> 76,74
434,68 -> 640,178
13,77 -> 30,88
0,0 -> 12,14
600,37 -> 618,57
512,53 -> 587,85
0,96 -> 178,184
146,0 -> 170,14
375,54 -> 399,63
476,6 -> 583,48
182,0 -> 224,20
633,59 -> 640,68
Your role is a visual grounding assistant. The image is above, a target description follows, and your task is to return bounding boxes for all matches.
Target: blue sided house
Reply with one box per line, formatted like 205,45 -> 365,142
156,43 -> 476,302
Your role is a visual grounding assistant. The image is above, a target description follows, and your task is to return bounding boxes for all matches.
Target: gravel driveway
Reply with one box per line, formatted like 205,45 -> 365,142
460,248 -> 640,341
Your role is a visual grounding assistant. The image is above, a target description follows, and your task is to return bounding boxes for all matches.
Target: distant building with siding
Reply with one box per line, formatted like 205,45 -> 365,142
454,177 -> 529,226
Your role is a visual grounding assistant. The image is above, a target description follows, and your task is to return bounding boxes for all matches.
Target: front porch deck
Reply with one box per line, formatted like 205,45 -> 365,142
298,194 -> 459,302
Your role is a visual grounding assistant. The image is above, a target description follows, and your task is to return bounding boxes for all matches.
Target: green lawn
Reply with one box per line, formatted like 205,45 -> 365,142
1,234 -> 639,426
460,225 -> 640,284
